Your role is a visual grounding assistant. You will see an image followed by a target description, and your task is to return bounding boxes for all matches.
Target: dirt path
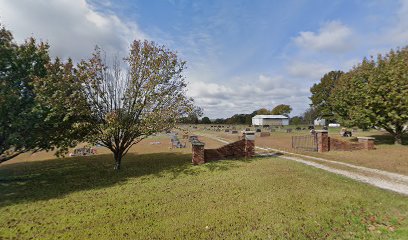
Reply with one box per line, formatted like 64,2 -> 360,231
202,134 -> 408,196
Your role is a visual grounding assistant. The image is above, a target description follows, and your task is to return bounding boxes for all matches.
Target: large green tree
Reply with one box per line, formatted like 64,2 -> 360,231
270,104 -> 292,116
331,48 -> 408,144
32,58 -> 93,156
179,112 -> 200,124
310,70 -> 343,120
213,118 -> 226,124
330,60 -> 374,130
255,108 -> 270,115
302,107 -> 319,125
75,41 -> 196,169
0,24 -> 91,163
226,114 -> 248,124
290,116 -> 303,125
0,25 -> 51,162
200,117 -> 211,124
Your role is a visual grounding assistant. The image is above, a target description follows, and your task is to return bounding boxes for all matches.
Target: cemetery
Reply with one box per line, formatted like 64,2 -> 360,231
2,124 -> 407,239
1,2 -> 407,239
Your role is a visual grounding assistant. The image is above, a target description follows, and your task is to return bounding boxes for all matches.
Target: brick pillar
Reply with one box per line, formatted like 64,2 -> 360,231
357,137 -> 375,150
245,139 -> 255,157
192,141 -> 205,165
242,131 -> 255,157
316,130 -> 329,152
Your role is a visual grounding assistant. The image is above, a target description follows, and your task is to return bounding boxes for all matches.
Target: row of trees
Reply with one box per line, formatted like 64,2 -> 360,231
0,24 -> 196,168
310,48 -> 408,144
187,104 -> 293,125
251,104 -> 292,116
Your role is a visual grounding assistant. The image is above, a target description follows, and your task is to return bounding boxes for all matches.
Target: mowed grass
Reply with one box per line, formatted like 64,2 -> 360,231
1,153 -> 408,239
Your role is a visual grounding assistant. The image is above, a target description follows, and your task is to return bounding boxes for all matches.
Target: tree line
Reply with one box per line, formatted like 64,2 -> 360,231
0,24 -> 197,169
309,48 -> 408,144
185,104 -> 293,125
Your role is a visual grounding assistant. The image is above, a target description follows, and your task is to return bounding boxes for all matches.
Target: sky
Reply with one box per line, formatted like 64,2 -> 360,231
1,0 -> 407,118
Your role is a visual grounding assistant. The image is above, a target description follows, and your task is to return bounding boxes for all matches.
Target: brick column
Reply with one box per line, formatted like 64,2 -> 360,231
245,140 -> 255,157
316,130 -> 329,152
357,137 -> 375,150
192,141 -> 205,165
242,131 -> 256,157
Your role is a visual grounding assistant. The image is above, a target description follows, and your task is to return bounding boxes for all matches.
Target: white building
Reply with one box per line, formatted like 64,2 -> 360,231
252,115 -> 289,126
314,118 -> 326,126
328,123 -> 341,128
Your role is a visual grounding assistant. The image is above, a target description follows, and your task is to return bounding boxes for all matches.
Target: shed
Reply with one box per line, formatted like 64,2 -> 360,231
314,118 -> 326,126
252,115 -> 289,126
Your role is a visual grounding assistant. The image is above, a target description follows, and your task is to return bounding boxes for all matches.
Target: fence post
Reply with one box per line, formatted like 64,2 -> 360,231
291,136 -> 294,149
315,130 -> 329,152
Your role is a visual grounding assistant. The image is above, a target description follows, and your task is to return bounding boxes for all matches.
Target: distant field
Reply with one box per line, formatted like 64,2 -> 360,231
1,152 -> 407,239
4,134 -> 224,165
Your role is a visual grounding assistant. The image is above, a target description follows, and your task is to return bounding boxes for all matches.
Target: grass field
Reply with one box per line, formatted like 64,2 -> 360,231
1,149 -> 408,239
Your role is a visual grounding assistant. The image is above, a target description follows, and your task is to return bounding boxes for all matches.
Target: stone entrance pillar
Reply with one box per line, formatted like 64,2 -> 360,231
315,130 -> 329,152
192,141 -> 205,165
242,131 -> 255,157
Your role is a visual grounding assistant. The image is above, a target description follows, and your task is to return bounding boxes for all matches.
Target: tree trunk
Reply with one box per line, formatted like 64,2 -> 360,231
0,151 -> 23,164
394,125 -> 403,145
394,133 -> 402,145
114,153 -> 122,170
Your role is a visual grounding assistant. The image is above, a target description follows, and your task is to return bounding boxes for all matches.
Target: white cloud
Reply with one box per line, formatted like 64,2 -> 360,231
188,74 -> 310,118
294,21 -> 354,53
0,0 -> 146,61
258,74 -> 286,89
286,62 -> 333,80
188,81 -> 234,100
384,0 -> 408,46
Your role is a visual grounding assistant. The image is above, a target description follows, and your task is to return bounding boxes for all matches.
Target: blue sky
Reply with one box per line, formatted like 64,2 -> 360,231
1,0 -> 407,118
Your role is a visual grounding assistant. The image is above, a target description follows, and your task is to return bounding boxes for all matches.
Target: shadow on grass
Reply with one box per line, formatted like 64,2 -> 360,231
345,133 -> 407,145
0,152 -> 255,207
203,156 -> 258,172
368,134 -> 408,145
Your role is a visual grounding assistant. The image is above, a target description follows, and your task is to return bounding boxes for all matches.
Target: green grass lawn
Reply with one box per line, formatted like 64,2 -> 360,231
1,153 -> 407,239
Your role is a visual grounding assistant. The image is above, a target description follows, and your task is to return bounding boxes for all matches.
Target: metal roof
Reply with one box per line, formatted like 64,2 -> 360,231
252,115 -> 289,119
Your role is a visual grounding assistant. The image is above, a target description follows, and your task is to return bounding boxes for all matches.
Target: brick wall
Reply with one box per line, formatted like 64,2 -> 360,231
358,137 -> 375,150
316,130 -> 375,151
329,137 -> 365,151
191,139 -> 255,164
204,140 -> 244,161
